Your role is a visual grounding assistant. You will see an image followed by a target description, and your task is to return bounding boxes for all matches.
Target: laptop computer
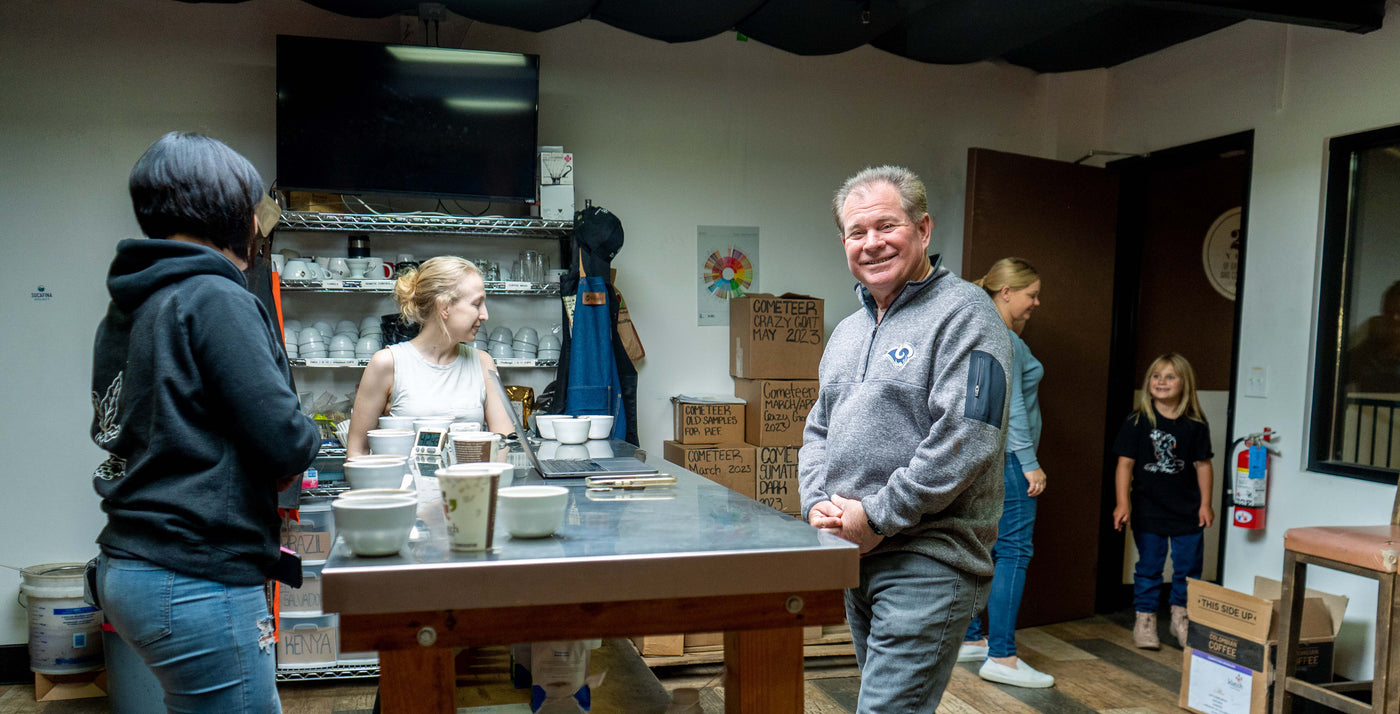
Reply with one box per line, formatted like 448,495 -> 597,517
486,370 -> 658,478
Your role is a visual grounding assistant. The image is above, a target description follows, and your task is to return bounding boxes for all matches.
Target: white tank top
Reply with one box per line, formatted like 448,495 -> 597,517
386,341 -> 486,424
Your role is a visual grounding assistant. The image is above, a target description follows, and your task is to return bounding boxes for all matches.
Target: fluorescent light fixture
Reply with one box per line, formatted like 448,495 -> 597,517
386,46 -> 528,67
445,97 -> 535,113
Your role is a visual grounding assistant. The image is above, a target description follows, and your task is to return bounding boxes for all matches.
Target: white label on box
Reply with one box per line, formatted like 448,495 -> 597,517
1187,650 -> 1254,714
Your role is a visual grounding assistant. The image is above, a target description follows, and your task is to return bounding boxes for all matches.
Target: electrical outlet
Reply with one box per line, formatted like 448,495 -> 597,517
1245,365 -> 1269,398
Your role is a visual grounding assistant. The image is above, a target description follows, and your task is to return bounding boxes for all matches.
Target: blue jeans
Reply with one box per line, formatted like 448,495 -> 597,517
1132,530 -> 1204,612
964,452 -> 1037,658
845,551 -> 987,713
96,554 -> 281,713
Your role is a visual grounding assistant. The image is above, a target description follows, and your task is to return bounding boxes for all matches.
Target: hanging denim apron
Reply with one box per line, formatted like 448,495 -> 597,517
564,275 -> 626,440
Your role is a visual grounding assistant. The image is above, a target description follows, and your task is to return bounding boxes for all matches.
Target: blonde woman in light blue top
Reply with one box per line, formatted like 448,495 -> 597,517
961,257 -> 1053,689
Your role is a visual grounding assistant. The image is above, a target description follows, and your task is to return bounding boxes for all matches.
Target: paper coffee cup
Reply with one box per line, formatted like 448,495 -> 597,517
438,466 -> 499,551
452,432 -> 500,464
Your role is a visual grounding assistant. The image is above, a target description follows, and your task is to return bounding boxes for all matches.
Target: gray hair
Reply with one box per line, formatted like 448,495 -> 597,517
832,165 -> 929,235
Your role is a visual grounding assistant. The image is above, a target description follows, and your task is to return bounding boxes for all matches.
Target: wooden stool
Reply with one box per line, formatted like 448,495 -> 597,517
1274,493 -> 1400,714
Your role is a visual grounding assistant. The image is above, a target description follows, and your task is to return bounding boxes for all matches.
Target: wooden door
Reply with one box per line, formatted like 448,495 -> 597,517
963,148 -> 1119,627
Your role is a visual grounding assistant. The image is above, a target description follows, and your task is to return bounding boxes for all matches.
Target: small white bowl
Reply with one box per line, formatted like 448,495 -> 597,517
551,417 -> 590,444
378,415 -> 416,430
497,485 -> 569,538
344,458 -> 409,489
335,320 -> 359,335
413,416 -> 454,434
538,335 -> 562,352
534,414 -> 567,439
367,428 -> 415,456
330,334 -> 357,352
584,415 -> 614,440
514,327 -> 539,345
332,496 -> 417,556
339,488 -> 414,500
328,350 -> 356,359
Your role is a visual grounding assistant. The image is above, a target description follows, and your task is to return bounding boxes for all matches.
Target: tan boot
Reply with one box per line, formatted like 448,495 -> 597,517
1134,611 -> 1160,649
1171,605 -> 1190,648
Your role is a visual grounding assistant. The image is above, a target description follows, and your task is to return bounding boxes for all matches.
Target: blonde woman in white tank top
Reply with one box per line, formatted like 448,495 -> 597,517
346,257 -> 514,457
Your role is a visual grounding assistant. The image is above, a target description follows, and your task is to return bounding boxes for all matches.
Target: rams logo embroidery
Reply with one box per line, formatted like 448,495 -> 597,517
885,343 -> 914,368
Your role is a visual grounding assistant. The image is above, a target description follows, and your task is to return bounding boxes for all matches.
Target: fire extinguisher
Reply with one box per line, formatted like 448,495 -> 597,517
1231,428 -> 1277,529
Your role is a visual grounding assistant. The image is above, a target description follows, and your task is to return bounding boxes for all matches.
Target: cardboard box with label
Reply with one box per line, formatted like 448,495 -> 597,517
671,395 -> 745,444
663,441 -> 756,498
733,378 -> 819,447
756,445 -> 801,514
730,293 -> 824,379
1179,577 -> 1347,714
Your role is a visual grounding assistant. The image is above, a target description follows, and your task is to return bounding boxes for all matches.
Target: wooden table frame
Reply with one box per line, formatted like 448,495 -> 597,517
341,589 -> 849,713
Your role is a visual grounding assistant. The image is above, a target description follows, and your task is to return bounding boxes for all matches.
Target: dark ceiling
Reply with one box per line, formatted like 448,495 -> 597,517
184,0 -> 1384,72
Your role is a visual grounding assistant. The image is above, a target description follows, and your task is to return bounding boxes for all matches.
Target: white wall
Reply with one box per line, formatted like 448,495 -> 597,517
0,0 -> 1049,645
1099,17 -> 1400,679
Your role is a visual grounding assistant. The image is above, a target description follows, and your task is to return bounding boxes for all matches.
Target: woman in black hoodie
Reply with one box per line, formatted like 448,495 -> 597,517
90,132 -> 320,713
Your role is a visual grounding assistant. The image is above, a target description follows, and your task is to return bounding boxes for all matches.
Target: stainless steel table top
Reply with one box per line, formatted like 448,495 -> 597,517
320,440 -> 859,615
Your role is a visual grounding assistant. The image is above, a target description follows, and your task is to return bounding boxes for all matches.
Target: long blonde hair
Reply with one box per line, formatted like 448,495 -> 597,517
1135,352 -> 1207,428
973,257 -> 1039,297
392,256 -> 480,329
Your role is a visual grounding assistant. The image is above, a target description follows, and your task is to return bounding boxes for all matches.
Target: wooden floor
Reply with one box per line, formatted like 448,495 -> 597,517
0,610 -> 1191,713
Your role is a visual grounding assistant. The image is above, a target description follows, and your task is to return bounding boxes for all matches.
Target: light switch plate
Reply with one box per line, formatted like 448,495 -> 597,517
1245,365 -> 1268,398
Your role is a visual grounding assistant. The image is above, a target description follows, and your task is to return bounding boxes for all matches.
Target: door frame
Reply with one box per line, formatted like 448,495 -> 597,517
1093,130 -> 1255,612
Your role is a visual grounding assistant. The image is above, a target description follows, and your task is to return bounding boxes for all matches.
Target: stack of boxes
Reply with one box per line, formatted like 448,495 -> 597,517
664,293 -> 823,517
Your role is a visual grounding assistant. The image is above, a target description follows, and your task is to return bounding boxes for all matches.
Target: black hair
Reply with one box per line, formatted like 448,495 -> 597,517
128,132 -> 264,260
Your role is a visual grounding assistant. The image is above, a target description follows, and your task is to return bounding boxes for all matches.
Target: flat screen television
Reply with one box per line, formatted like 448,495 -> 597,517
276,35 -> 540,203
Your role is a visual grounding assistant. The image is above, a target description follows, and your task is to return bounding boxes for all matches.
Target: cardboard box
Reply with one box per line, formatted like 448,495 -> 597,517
1179,577 -> 1347,714
683,632 -> 723,649
632,634 -> 683,656
756,445 -> 801,514
671,395 -> 745,444
733,378 -> 819,447
663,442 -> 755,498
730,293 -> 824,379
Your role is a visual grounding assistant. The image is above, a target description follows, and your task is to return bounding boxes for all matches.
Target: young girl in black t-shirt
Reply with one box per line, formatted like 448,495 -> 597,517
1112,353 -> 1215,651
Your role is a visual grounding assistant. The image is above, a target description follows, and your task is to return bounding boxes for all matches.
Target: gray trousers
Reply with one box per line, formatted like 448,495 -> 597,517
846,550 -> 989,713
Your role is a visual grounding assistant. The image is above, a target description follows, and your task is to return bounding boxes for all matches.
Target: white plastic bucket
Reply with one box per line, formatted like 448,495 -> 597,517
19,562 -> 104,674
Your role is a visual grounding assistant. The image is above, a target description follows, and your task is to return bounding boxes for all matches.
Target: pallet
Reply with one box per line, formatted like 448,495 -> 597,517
637,625 -> 853,668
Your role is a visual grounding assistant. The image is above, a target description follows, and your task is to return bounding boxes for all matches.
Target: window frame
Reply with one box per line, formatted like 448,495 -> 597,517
1307,123 -> 1400,484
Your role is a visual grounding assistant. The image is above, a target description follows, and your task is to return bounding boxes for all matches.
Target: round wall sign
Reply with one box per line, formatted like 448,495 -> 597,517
1202,207 -> 1241,300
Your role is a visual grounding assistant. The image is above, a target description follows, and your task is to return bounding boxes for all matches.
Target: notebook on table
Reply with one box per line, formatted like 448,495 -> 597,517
486,370 -> 657,478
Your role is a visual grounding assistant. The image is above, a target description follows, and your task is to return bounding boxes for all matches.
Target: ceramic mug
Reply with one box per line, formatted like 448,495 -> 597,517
283,259 -> 312,280
364,257 -> 389,278
327,257 -> 350,278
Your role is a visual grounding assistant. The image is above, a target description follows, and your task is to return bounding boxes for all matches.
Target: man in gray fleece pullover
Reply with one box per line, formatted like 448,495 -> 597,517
800,166 -> 1011,712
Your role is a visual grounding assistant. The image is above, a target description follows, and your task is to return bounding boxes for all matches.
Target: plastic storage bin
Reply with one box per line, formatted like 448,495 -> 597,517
276,613 -> 338,668
278,564 -> 324,614
280,499 -> 334,562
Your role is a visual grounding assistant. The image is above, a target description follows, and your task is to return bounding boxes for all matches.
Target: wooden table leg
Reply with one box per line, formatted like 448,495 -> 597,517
724,627 -> 804,714
377,648 -> 455,714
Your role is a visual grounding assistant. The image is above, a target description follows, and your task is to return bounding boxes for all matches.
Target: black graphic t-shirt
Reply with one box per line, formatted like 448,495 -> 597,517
1113,408 -> 1214,536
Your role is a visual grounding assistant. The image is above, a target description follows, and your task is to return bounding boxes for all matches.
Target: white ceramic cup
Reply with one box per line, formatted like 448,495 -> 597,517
339,488 -> 414,500
498,485 -> 569,538
345,258 -> 370,277
271,254 -> 286,274
552,418 -> 590,445
283,259 -> 312,280
366,257 -> 390,278
437,466 -> 499,552
583,415 -> 614,440
327,257 -> 350,278
344,458 -> 409,490
413,417 -> 454,435
332,495 -> 417,557
534,414 -> 567,439
367,428 -> 415,456
378,415 -> 416,430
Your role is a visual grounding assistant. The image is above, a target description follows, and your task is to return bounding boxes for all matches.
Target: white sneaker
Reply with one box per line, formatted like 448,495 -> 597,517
978,658 -> 1055,688
957,642 -> 989,662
